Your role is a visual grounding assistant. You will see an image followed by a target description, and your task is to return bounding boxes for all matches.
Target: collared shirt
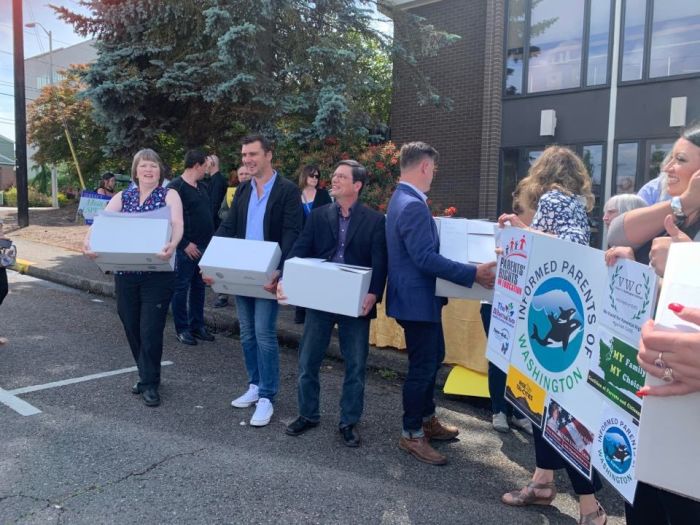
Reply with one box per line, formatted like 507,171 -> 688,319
399,181 -> 428,203
637,175 -> 670,205
246,172 -> 277,241
330,201 -> 357,263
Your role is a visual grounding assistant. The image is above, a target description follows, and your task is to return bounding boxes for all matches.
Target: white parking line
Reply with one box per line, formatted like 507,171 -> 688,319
0,361 -> 174,416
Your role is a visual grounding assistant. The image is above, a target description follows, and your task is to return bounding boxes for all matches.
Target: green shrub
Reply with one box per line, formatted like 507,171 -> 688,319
1,186 -> 53,207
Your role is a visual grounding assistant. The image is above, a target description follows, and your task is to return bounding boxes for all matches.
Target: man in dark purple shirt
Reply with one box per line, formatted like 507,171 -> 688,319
277,160 -> 388,447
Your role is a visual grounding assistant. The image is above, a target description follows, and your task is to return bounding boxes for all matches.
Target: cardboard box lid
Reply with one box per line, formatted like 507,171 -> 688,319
91,214 -> 171,254
200,236 -> 281,272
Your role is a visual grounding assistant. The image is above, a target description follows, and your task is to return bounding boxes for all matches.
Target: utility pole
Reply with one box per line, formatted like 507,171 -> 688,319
25,22 -> 58,207
12,0 -> 29,227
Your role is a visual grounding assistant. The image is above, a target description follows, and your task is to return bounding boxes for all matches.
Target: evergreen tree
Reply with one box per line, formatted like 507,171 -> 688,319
54,0 -> 459,155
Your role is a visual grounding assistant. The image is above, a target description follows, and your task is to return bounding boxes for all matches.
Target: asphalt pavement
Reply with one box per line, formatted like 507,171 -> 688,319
0,271 -> 626,524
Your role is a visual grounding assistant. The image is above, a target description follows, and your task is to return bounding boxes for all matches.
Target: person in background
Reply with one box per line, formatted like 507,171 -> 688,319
637,152 -> 672,205
207,134 -> 302,427
83,148 -> 184,407
498,146 -> 606,525
486,183 -> 533,435
168,150 -> 216,346
0,217 -> 10,345
206,154 -> 227,230
213,165 -> 252,309
386,141 -> 496,466
602,194 -> 648,249
96,172 -> 116,197
294,164 -> 332,324
606,123 -> 700,269
279,159 -> 387,447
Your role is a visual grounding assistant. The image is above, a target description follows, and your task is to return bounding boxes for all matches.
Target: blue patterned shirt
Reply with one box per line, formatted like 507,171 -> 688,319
531,190 -> 590,246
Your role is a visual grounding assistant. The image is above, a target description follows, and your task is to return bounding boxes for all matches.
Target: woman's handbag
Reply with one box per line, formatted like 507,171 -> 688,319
0,238 -> 17,268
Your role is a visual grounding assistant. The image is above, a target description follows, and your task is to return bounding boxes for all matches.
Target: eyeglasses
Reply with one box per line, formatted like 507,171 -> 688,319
308,173 -> 320,179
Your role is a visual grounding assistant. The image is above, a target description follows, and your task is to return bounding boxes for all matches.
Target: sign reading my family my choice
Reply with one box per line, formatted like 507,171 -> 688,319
486,227 -> 658,502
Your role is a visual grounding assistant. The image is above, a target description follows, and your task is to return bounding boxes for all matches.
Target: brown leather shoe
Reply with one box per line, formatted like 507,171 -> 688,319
398,436 -> 448,465
423,416 -> 459,441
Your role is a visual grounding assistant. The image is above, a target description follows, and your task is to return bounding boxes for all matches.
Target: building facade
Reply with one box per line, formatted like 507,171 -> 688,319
390,0 -> 700,246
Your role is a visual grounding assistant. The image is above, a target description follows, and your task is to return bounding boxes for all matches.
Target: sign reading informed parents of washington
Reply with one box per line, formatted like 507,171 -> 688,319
486,227 -> 658,503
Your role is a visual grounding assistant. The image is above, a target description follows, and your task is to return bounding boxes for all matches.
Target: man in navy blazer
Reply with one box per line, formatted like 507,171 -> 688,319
278,160 -> 387,447
386,141 -> 496,465
208,135 -> 303,428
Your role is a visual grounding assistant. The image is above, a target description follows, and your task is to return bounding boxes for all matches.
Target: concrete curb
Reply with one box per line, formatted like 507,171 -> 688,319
11,262 -> 453,385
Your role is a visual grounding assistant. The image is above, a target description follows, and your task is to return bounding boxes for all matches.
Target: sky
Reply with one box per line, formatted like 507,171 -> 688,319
0,0 -> 91,142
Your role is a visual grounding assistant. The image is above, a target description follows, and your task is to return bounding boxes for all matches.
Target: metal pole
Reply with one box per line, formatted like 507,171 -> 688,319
51,165 -> 58,208
12,0 -> 29,227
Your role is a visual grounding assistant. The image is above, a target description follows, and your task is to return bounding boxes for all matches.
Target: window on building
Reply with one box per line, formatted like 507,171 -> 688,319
615,142 -> 639,194
649,0 -> 700,78
505,0 -> 527,95
647,141 -> 674,180
587,0 -> 612,85
582,144 -> 605,247
621,0 -> 646,81
504,0 -> 612,95
528,0 -> 586,93
500,149 -> 520,213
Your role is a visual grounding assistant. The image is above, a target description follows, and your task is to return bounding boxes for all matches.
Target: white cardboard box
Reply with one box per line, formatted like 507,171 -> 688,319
200,237 -> 281,299
90,213 -> 174,273
435,217 -> 496,301
636,243 -> 700,502
283,257 -> 372,317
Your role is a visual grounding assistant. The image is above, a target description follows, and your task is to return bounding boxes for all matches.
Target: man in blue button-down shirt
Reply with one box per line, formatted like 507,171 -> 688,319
210,135 -> 302,427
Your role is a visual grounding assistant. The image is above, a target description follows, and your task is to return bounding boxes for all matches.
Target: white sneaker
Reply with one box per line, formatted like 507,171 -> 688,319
250,398 -> 273,427
492,412 -> 510,433
231,384 -> 259,408
510,415 -> 534,435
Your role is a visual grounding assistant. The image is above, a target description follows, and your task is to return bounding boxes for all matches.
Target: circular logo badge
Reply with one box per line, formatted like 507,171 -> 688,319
527,277 -> 584,373
603,426 -> 633,474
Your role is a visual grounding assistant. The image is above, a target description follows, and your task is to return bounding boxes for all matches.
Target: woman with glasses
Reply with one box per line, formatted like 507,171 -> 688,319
295,164 -> 332,323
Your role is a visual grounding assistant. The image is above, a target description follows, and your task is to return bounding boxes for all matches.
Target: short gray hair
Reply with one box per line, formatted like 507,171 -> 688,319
604,193 -> 647,214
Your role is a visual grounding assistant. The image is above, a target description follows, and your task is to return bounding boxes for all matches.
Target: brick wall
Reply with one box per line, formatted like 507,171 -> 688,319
390,0 -> 501,218
0,166 -> 15,191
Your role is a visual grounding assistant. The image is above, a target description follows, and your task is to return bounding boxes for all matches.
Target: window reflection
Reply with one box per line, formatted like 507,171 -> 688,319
649,0 -> 700,78
528,0 -> 585,93
500,149 -> 519,213
583,144 -> 604,247
615,143 -> 639,194
648,142 -> 674,180
621,0 -> 646,81
505,0 -> 527,95
587,0 -> 611,85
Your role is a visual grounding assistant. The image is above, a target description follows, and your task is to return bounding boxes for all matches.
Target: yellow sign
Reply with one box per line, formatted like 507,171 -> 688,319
505,364 -> 546,427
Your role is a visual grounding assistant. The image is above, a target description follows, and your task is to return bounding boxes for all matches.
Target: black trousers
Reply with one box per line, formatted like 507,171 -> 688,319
0,268 -> 7,306
625,482 -> 700,525
533,425 -> 602,495
398,319 -> 445,433
115,272 -> 175,388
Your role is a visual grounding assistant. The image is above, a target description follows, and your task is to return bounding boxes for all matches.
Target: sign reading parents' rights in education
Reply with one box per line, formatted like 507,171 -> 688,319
77,191 -> 112,225
486,227 -> 658,502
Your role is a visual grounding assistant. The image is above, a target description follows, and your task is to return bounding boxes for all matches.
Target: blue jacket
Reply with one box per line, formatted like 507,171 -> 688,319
385,183 -> 476,322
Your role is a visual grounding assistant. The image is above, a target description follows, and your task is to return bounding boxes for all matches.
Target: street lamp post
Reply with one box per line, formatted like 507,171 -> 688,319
25,21 -> 58,208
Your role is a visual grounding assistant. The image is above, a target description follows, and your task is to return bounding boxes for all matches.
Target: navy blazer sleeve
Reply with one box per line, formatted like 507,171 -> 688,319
369,214 -> 388,301
287,210 -> 316,261
398,201 -> 476,287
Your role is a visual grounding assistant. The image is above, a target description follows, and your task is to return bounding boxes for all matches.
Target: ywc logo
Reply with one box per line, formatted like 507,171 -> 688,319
527,277 -> 584,373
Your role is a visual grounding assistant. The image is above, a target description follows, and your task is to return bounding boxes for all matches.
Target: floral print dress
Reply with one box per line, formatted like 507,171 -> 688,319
531,189 -> 590,246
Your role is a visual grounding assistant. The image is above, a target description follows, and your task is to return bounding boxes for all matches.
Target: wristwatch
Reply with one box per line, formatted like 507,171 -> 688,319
670,196 -> 687,226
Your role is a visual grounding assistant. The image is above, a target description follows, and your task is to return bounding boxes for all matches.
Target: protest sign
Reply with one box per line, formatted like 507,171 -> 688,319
77,191 -> 111,224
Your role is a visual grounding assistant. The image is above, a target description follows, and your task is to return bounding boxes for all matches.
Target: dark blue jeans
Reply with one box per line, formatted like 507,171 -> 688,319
297,308 -> 370,428
115,272 -> 175,388
171,247 -> 206,333
398,319 -> 445,434
235,295 -> 280,401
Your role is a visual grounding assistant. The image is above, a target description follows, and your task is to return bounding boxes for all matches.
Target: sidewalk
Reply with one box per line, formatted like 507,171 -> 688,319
9,234 -> 420,383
